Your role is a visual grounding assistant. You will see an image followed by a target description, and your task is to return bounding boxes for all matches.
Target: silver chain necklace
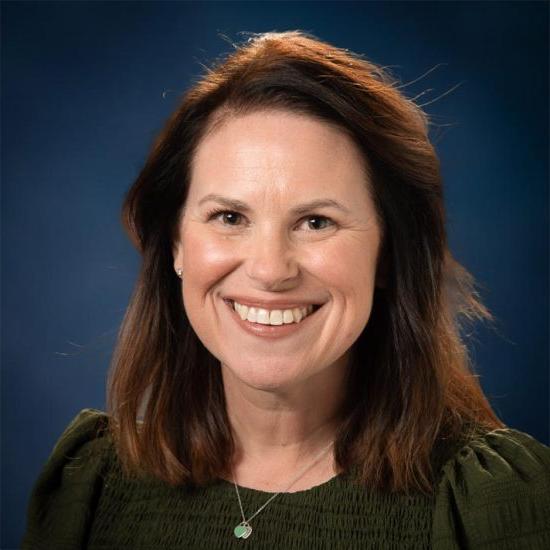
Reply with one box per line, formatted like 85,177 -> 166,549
231,440 -> 335,539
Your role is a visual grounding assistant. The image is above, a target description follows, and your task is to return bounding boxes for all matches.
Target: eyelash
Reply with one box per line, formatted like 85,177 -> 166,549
205,208 -> 336,231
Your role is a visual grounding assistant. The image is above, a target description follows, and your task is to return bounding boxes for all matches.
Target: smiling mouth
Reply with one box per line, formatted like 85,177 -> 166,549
223,298 -> 323,325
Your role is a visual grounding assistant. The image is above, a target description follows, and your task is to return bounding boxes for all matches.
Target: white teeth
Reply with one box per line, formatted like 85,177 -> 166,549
283,310 -> 294,324
256,309 -> 270,324
232,301 -> 315,325
237,304 -> 248,321
269,310 -> 284,325
246,306 -> 257,322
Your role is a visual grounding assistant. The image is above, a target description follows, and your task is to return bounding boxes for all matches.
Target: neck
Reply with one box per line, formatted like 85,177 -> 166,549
221,354 -> 349,471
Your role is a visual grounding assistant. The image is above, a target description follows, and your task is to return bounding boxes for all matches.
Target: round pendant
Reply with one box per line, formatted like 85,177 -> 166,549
234,521 -> 252,539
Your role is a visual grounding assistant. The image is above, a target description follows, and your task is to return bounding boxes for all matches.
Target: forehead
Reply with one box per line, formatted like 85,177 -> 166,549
188,110 -> 371,203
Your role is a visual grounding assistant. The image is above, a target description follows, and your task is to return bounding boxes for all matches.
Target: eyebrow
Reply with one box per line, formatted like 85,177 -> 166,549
198,193 -> 352,215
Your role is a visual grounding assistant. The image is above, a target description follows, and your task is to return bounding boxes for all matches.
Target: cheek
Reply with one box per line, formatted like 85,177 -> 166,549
308,236 -> 379,291
180,228 -> 236,292
314,237 -> 379,341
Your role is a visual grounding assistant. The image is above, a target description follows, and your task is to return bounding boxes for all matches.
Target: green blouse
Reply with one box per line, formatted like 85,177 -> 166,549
21,408 -> 550,549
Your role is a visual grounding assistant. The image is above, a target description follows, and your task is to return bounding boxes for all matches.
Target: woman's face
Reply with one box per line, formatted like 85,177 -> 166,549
173,110 -> 382,393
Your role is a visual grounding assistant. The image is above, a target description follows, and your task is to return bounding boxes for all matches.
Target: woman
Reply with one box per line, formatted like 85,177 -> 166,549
22,30 -> 550,549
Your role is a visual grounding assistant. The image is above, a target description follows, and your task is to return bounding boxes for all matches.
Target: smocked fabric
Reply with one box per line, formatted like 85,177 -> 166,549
21,408 -> 550,549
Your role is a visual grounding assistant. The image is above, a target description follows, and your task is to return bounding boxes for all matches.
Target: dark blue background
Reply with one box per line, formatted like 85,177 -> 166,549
2,1 -> 548,547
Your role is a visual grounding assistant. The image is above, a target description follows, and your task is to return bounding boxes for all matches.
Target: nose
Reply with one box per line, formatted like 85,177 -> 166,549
245,226 -> 300,290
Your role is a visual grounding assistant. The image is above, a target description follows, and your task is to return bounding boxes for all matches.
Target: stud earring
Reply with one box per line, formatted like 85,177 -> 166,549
176,268 -> 183,279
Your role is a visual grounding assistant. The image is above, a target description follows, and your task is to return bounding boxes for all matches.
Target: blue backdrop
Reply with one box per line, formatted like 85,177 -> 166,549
2,1 -> 548,547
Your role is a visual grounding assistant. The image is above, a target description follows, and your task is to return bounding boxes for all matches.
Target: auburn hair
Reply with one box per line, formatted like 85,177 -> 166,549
106,30 -> 504,495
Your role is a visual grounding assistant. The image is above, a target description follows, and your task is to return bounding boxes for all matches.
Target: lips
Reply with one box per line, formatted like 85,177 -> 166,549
222,295 -> 324,310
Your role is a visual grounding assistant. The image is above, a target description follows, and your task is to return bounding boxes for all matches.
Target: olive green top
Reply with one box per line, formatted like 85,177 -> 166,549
21,408 -> 550,549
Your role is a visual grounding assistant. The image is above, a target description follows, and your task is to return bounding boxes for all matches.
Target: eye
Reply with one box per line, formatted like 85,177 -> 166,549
205,208 -> 335,231
206,209 -> 244,226
300,215 -> 334,231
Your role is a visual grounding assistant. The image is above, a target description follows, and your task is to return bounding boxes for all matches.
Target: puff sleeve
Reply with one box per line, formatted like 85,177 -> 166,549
21,408 -> 112,550
432,427 -> 550,549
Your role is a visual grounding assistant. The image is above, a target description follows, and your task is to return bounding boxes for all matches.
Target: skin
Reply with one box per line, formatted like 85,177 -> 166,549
173,109 -> 383,491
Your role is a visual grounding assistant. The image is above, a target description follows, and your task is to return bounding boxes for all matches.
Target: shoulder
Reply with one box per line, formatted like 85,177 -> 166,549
47,407 -> 111,457
432,426 -> 550,549
33,407 -> 114,489
21,408 -> 114,550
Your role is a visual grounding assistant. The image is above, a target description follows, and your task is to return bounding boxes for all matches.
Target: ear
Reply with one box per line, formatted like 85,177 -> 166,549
172,238 -> 184,272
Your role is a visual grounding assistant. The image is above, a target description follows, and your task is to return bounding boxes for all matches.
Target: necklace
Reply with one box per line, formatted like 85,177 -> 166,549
231,440 -> 335,539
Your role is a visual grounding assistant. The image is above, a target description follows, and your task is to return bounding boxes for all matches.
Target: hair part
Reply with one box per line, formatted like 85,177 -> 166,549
107,30 -> 504,495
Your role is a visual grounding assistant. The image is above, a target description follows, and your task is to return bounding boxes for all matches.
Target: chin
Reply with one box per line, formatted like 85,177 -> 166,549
221,359 -> 305,391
